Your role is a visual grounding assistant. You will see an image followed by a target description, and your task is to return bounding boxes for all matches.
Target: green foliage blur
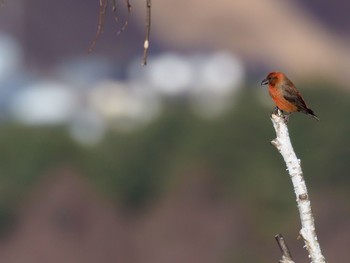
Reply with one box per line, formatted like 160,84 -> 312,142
0,83 -> 349,236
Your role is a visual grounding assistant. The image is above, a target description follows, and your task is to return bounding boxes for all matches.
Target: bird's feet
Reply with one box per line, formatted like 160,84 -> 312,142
272,106 -> 280,115
272,107 -> 290,123
282,114 -> 290,124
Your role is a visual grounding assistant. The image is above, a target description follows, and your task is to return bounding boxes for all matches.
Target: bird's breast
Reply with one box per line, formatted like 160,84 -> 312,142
268,86 -> 280,101
268,86 -> 297,112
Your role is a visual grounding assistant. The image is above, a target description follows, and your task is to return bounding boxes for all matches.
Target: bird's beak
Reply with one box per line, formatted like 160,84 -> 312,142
261,78 -> 269,86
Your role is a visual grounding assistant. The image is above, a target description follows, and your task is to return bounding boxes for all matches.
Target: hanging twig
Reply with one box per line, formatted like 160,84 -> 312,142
116,0 -> 131,35
88,0 -> 108,53
111,0 -> 119,22
270,110 -> 326,263
89,0 -> 151,65
141,0 -> 151,66
275,234 -> 295,263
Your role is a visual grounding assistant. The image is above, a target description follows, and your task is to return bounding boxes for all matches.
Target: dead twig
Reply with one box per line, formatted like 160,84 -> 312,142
275,234 -> 295,263
89,0 -> 108,53
89,0 -> 151,65
111,0 -> 119,23
117,0 -> 131,36
141,0 -> 151,66
116,0 -> 131,35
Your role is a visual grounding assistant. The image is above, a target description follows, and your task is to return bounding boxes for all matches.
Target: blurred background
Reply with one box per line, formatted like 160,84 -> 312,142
0,0 -> 349,262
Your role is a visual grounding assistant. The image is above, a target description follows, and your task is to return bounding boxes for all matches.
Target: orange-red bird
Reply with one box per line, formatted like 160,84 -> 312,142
261,72 -> 319,121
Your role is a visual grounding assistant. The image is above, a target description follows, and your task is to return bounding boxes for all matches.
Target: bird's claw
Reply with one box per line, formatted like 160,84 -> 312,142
273,106 -> 280,115
282,114 -> 290,124
272,106 -> 283,117
272,107 -> 289,123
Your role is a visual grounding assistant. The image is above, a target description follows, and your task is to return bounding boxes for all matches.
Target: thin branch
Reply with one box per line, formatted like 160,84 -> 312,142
141,0 -> 151,66
111,0 -> 119,23
275,234 -> 295,263
111,0 -> 117,12
88,0 -> 108,53
270,110 -> 326,263
89,0 -> 150,65
116,0 -> 131,35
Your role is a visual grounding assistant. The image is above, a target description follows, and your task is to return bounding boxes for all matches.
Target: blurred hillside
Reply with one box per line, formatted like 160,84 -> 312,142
1,0 -> 350,86
135,0 -> 350,85
1,0 -> 349,107
0,85 -> 349,262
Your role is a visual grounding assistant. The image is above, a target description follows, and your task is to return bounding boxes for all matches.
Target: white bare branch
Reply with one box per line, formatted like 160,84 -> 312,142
270,111 -> 326,263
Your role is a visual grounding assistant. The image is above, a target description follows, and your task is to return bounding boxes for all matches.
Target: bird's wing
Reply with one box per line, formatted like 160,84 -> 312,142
281,82 -> 309,112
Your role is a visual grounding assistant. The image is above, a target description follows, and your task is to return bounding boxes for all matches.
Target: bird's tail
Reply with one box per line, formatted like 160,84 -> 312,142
304,108 -> 320,121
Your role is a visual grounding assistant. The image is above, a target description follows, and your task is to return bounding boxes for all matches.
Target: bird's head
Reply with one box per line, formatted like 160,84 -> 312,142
261,72 -> 285,86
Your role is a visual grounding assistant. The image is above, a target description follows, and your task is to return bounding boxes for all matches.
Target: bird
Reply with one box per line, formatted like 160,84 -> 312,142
261,72 -> 319,121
